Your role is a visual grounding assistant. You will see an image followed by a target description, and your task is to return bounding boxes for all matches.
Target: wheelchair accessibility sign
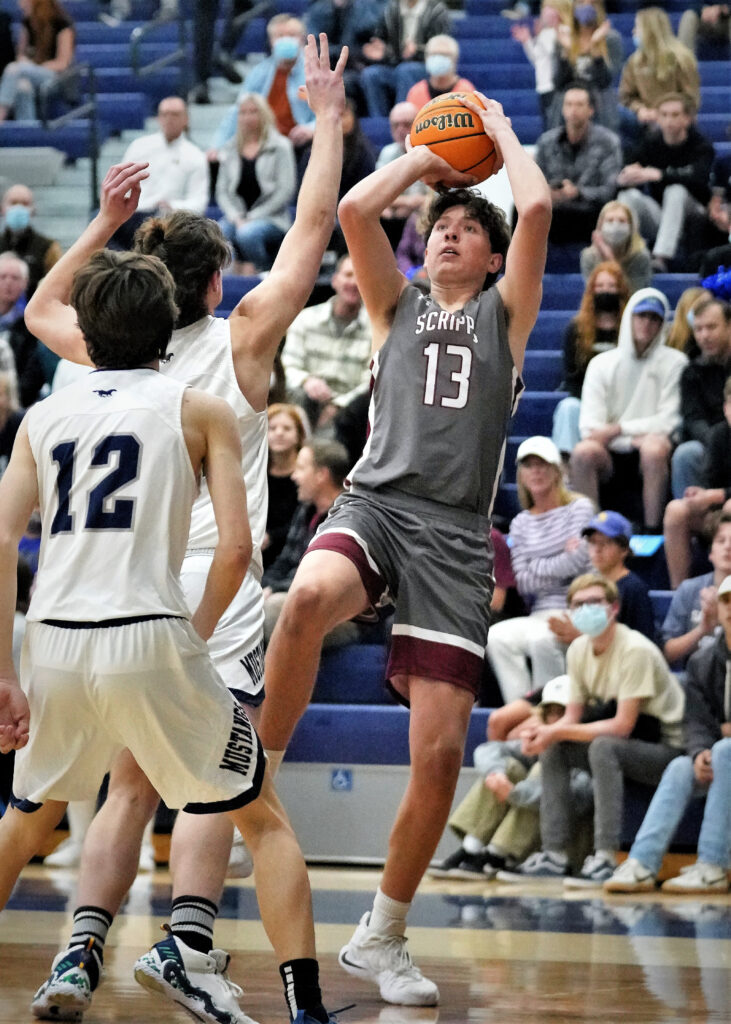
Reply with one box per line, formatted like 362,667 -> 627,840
331,768 -> 353,792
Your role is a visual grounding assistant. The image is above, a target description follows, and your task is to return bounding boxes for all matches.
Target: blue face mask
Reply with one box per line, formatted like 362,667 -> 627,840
425,54 -> 454,78
272,36 -> 300,62
574,4 -> 597,26
570,603 -> 610,637
4,204 -> 31,232
632,32 -> 642,49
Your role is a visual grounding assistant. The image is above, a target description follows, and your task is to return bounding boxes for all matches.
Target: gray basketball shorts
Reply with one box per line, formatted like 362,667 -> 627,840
308,487 -> 494,704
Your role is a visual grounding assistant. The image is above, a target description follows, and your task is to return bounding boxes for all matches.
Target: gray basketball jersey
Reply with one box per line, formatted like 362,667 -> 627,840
350,284 -> 523,515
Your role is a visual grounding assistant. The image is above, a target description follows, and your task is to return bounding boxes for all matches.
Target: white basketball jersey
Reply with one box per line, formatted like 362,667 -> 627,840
26,368 -> 196,623
161,316 -> 267,577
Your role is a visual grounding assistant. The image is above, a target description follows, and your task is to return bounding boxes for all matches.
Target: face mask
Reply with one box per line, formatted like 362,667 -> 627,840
4,204 -> 31,232
686,309 -> 695,331
272,36 -> 300,62
632,32 -> 642,49
570,603 -> 610,637
593,291 -> 620,314
425,54 -> 454,77
601,221 -> 631,247
574,4 -> 597,26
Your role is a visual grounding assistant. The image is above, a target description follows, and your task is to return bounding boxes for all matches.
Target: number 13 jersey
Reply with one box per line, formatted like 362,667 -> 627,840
350,284 -> 524,516
26,368 -> 196,623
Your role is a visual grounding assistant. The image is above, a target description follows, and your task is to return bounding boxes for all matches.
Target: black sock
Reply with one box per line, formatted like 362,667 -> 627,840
169,895 -> 218,954
280,958 -> 328,1022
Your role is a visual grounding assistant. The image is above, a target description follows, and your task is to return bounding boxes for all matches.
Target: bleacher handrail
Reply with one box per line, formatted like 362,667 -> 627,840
37,62 -> 100,212
129,8 -> 189,93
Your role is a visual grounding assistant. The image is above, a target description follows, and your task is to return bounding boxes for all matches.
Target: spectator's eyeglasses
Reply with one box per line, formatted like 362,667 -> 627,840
569,597 -> 608,610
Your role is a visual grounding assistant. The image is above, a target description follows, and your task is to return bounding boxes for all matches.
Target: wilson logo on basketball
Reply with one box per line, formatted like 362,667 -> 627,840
414,111 -> 475,134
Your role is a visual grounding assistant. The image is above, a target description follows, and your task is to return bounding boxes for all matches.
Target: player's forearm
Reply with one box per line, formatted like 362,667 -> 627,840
339,148 -> 433,223
190,539 -> 252,641
297,110 -> 344,240
0,538 -> 18,676
498,128 -> 551,218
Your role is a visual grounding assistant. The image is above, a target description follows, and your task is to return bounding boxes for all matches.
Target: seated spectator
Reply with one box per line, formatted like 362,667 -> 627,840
282,254 -> 372,432
0,0 -> 74,123
678,3 -> 731,56
376,102 -> 427,248
500,573 -> 685,886
216,93 -> 296,274
487,436 -> 594,703
665,380 -> 731,587
534,83 -> 622,244
395,191 -> 430,277
665,284 -> 713,358
264,402 -> 307,570
0,251 -> 45,407
359,0 -> 451,117
661,513 -> 731,669
617,7 -> 700,151
0,185 -> 61,296
109,96 -> 209,250
580,201 -> 652,294
262,439 -> 355,645
511,0 -> 573,128
548,510 -> 656,644
552,260 -> 630,456
670,296 -> 731,501
212,15 -> 315,155
0,369 -> 23,478
605,573 -> 731,895
429,675 -> 593,879
552,0 -> 624,131
617,93 -> 714,273
405,34 -> 475,111
306,0 -> 381,115
570,288 -> 687,533
702,145 -> 731,277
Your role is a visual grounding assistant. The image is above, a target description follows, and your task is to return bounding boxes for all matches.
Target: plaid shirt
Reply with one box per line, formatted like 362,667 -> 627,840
262,504 -> 326,593
282,298 -> 373,408
535,122 -> 622,206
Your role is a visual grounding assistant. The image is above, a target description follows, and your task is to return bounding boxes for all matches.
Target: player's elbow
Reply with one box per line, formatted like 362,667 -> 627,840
520,194 -> 552,228
338,194 -> 365,230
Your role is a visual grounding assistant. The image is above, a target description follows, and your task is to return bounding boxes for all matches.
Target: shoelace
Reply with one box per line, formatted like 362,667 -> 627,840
210,950 -> 244,998
371,933 -> 419,974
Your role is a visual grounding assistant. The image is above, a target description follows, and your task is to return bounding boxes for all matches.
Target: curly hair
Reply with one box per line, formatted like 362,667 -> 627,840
134,211 -> 231,328
71,250 -> 178,368
420,189 -> 512,289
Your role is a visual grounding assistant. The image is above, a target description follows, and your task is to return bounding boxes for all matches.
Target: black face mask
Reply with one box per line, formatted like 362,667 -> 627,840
593,292 -> 620,314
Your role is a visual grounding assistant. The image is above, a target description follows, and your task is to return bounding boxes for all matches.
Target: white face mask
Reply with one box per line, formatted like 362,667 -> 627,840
601,221 -> 631,247
425,54 -> 454,77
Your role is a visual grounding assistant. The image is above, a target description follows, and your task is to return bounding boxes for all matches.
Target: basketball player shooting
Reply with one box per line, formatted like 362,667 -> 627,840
258,94 -> 552,1006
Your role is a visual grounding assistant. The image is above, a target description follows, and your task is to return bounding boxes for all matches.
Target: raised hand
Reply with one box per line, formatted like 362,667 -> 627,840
458,93 -> 512,175
98,161 -> 150,228
301,33 -> 348,119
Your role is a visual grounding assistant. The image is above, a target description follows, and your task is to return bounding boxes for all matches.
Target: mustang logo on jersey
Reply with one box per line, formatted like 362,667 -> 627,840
220,701 -> 255,775
93,389 -> 117,397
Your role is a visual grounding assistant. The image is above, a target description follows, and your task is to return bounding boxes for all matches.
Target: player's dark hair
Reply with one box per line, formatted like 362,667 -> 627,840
134,210 -> 231,328
421,189 -> 511,289
71,250 -> 178,368
306,438 -> 351,488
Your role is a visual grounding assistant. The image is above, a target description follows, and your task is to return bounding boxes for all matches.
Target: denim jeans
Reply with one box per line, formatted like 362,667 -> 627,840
220,217 -> 285,271
0,61 -> 58,120
552,396 -> 581,455
671,439 -> 705,499
361,62 -> 425,117
630,737 -> 731,873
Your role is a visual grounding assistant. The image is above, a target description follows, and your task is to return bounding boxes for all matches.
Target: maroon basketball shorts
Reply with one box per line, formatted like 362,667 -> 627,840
307,487 -> 495,705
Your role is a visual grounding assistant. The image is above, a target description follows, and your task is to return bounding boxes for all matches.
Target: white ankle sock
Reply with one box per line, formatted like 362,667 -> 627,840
368,887 -> 410,937
462,835 -> 483,855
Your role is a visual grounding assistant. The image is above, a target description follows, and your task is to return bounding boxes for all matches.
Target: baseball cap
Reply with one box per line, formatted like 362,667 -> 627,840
718,575 -> 731,599
581,510 -> 632,542
633,295 -> 666,318
516,435 -> 562,467
539,675 -> 570,707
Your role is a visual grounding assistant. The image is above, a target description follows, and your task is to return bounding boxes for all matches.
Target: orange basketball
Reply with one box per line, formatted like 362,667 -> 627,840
410,92 -> 497,183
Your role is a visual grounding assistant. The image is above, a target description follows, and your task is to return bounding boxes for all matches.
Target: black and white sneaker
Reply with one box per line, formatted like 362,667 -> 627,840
429,848 -> 487,880
496,851 -> 569,883
564,853 -> 616,889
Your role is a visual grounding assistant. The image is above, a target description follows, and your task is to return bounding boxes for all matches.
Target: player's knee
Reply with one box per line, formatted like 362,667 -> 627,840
711,737 -> 731,770
279,578 -> 336,633
412,732 -> 464,788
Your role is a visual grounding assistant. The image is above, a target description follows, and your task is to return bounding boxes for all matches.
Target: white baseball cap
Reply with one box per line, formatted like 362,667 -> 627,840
516,435 -> 562,467
539,675 -> 571,707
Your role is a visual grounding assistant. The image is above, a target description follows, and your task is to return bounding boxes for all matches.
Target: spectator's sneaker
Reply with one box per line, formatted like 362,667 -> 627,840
496,851 -> 568,883
661,862 -> 729,894
134,931 -> 258,1024
481,851 -> 508,879
603,858 -> 656,893
31,940 -> 101,1020
226,830 -> 254,879
428,848 -> 468,878
339,912 -> 439,1006
428,849 -> 486,880
564,853 -> 616,889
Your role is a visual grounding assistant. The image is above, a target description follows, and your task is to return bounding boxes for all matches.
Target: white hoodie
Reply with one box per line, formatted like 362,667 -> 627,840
578,287 -> 688,453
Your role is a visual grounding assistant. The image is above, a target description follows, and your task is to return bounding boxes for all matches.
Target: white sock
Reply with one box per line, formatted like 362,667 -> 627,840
264,749 -> 284,779
462,834 -> 483,855
368,887 -> 410,937
487,842 -> 505,857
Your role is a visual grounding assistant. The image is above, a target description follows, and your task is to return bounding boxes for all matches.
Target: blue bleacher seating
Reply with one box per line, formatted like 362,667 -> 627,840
221,274 -> 259,310
522,350 -> 562,391
510,390 -> 567,436
96,92 -> 149,130
527,311 -> 573,350
0,119 -> 112,159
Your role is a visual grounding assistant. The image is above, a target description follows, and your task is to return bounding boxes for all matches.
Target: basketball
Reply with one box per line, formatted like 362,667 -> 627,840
410,92 -> 497,183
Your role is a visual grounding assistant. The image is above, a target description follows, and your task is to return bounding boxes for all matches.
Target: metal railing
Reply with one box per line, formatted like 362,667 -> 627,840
38,62 -> 100,211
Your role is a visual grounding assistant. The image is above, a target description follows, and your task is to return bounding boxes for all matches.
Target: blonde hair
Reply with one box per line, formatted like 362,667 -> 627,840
567,572 -> 619,604
235,92 -> 276,148
568,0 -> 609,63
666,286 -> 712,352
516,458 -> 586,510
595,201 -> 646,261
267,402 -> 308,449
425,34 -> 459,60
634,7 -> 698,92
